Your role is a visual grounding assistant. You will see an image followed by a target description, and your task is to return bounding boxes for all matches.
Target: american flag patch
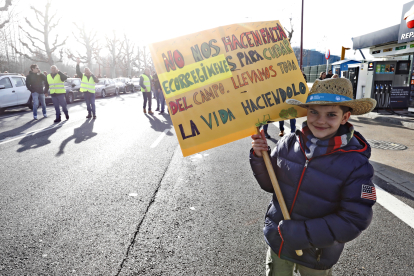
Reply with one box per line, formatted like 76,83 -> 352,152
361,185 -> 376,201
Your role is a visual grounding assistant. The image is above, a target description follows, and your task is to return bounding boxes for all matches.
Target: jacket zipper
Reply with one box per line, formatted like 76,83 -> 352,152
317,249 -> 322,262
278,158 -> 310,258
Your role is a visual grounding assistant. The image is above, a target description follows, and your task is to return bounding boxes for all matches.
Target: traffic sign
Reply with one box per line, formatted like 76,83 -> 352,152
325,49 -> 330,60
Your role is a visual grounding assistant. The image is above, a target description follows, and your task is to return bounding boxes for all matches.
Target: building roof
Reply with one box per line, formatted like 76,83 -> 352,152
352,25 -> 399,50
331,60 -> 360,65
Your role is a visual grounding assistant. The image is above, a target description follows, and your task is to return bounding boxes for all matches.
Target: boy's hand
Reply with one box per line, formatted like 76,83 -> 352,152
251,129 -> 268,157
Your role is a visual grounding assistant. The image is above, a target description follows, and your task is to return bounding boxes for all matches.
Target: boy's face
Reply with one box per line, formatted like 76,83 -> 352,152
306,105 -> 351,140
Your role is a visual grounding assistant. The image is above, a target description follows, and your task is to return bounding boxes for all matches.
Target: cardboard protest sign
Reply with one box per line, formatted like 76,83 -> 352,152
149,20 -> 309,157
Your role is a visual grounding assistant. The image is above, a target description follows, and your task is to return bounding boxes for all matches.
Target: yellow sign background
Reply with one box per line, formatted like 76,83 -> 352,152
149,20 -> 309,157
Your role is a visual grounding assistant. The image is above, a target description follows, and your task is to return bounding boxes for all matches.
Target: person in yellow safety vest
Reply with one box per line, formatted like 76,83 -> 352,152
47,65 -> 69,123
140,68 -> 153,114
76,58 -> 99,119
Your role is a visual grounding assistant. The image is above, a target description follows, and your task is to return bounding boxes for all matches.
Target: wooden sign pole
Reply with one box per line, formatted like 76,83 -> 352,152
256,127 -> 303,257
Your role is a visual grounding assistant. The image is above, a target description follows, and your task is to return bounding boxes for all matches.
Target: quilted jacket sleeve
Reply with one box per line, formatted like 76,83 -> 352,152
278,160 -> 376,250
249,147 -> 277,194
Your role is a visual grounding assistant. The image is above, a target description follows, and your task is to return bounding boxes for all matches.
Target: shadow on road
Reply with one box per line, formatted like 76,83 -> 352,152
371,160 -> 414,202
16,122 -> 66,153
145,114 -> 173,134
1,119 -> 42,140
56,119 -> 97,156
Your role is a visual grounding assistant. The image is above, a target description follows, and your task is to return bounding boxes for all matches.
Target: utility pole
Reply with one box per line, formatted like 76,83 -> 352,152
300,0 -> 304,70
341,47 -> 350,60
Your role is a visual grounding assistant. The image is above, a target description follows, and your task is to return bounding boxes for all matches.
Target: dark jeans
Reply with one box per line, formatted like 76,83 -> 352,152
143,92 -> 152,110
279,119 -> 296,132
84,92 -> 96,115
51,94 -> 68,117
155,91 -> 160,109
156,92 -> 166,112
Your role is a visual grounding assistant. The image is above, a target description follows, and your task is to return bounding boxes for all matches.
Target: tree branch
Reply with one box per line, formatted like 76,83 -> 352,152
30,6 -> 44,18
50,36 -> 68,53
0,19 -> 9,29
0,0 -> 12,12
19,26 -> 44,46
24,17 -> 43,34
49,17 -> 61,32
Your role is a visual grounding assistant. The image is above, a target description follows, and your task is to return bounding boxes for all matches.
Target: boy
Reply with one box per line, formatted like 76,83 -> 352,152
250,78 -> 377,276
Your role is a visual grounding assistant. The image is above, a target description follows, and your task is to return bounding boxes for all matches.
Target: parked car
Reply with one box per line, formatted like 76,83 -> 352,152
131,78 -> 141,91
115,78 -> 128,93
95,78 -> 118,98
45,78 -> 83,105
0,73 -> 33,113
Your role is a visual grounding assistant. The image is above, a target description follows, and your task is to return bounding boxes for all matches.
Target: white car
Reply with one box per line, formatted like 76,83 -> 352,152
0,73 -> 33,113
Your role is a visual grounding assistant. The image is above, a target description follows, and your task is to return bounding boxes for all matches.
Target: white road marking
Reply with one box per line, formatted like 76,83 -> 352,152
0,122 -> 65,145
375,184 -> 414,229
150,128 -> 172,148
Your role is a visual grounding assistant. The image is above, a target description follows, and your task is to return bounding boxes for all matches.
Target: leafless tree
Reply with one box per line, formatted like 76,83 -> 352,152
105,31 -> 123,78
118,34 -> 136,77
66,23 -> 100,69
12,0 -> 67,66
0,0 -> 12,30
135,45 -> 154,74
284,16 -> 294,43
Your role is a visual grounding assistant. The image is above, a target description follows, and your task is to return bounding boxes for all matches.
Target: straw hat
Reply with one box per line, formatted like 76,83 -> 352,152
286,78 -> 376,115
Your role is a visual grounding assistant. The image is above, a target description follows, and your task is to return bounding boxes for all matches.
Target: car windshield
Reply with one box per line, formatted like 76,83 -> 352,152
132,78 -> 139,82
97,80 -> 105,85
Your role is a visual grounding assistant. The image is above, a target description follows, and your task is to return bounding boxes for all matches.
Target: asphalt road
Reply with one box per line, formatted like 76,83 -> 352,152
0,93 -> 413,275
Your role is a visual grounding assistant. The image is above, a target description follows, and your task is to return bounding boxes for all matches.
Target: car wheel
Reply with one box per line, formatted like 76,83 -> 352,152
67,93 -> 74,104
132,87 -> 136,93
101,90 -> 106,98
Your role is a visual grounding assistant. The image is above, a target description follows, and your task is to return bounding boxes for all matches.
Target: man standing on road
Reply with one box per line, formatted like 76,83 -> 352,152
152,74 -> 166,114
47,65 -> 69,123
26,64 -> 48,120
76,58 -> 99,119
140,68 -> 153,114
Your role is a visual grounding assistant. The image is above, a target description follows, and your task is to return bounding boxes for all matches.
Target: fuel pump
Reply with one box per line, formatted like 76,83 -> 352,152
379,83 -> 384,107
384,83 -> 391,107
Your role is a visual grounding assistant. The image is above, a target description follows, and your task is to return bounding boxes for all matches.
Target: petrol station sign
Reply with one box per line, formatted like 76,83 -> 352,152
398,0 -> 414,43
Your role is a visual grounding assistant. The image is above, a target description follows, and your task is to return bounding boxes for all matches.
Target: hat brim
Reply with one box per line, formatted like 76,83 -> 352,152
286,98 -> 377,115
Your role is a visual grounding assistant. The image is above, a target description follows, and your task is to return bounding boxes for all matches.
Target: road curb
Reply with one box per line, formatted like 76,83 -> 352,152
354,112 -> 414,130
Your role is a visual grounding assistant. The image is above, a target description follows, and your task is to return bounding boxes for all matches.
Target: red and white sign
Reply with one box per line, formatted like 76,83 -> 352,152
325,49 -> 330,60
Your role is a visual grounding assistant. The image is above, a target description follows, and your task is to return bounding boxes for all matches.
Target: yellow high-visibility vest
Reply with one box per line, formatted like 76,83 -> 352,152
80,75 -> 96,93
47,74 -> 65,94
141,74 -> 151,92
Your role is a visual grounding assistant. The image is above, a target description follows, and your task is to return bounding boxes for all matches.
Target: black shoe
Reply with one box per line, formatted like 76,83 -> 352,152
264,133 -> 271,139
155,108 -> 159,111
54,116 -> 61,123
159,111 -> 164,114
93,115 -> 97,119
65,113 -> 69,120
86,113 -> 92,118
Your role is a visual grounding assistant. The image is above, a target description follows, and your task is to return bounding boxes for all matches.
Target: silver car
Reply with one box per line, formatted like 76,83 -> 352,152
115,78 -> 128,94
95,78 -> 118,98
131,78 -> 141,91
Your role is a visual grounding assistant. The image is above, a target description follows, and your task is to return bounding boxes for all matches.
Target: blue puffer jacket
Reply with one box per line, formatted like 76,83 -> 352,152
250,130 -> 375,270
